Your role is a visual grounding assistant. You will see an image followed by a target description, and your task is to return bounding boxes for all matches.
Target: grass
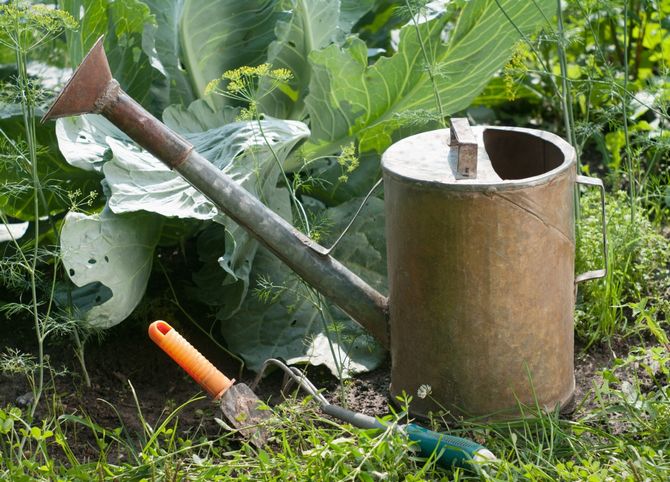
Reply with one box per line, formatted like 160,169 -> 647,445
1,0 -> 670,480
0,389 -> 440,480
3,351 -> 670,481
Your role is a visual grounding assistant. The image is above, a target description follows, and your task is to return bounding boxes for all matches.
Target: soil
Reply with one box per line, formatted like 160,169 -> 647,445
0,310 -> 395,460
0,304 -> 622,463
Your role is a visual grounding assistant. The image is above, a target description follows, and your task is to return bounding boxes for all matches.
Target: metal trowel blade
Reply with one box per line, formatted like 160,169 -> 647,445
219,383 -> 271,447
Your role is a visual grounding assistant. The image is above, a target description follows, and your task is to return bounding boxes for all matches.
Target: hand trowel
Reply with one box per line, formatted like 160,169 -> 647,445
148,320 -> 270,447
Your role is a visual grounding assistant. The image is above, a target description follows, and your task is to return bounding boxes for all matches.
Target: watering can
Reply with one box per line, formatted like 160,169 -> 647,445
43,38 -> 607,419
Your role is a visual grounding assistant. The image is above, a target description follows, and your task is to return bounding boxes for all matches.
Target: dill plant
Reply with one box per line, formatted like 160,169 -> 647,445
0,2 -> 78,421
206,65 -> 369,393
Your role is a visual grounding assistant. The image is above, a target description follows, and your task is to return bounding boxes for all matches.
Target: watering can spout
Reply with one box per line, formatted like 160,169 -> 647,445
42,36 -> 112,122
43,37 -> 390,347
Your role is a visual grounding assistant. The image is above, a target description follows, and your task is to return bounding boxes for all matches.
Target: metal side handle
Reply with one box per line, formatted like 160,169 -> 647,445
575,175 -> 608,283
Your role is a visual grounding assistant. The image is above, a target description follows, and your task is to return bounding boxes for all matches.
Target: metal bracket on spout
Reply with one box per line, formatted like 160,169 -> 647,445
450,118 -> 477,179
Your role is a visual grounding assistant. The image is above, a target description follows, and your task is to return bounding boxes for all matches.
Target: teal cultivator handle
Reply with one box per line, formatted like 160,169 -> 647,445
403,423 -> 495,469
321,404 -> 495,471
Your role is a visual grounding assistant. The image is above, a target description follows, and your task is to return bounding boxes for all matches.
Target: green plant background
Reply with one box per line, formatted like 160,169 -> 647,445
1,0 -> 669,480
23,0 -> 555,377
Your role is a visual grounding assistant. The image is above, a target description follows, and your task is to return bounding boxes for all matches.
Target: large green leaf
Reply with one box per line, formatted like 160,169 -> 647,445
191,182 -> 291,320
54,114 -> 127,173
162,99 -> 239,133
0,221 -> 28,242
60,0 -> 106,63
178,0 -> 282,100
224,197 -> 387,377
190,223 -> 252,318
180,117 -> 305,318
259,0 -> 375,120
303,0 -> 554,156
56,114 -> 309,324
141,0 -> 195,108
193,119 -> 300,282
56,113 -> 308,220
339,0 -> 376,33
258,0 -> 340,119
100,119 -> 309,220
60,208 -> 162,328
101,137 -> 218,220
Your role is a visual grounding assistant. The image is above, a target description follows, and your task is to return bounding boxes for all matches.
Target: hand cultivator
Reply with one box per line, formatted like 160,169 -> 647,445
148,321 -> 270,448
252,359 -> 496,470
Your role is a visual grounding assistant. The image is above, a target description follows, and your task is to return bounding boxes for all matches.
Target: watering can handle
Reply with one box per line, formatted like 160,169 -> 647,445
450,118 -> 477,178
575,175 -> 608,283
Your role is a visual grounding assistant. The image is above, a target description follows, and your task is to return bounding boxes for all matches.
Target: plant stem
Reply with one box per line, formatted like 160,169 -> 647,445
405,0 -> 446,128
256,119 -> 311,234
255,111 -> 349,394
622,0 -> 636,227
556,0 -> 581,224
72,328 -> 91,387
15,45 -> 44,419
556,0 -> 575,147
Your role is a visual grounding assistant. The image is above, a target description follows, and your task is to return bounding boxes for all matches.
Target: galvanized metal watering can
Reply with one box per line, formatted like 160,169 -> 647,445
44,38 -> 607,419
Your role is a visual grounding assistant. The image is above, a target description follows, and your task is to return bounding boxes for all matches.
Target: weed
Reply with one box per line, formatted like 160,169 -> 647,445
576,189 -> 670,343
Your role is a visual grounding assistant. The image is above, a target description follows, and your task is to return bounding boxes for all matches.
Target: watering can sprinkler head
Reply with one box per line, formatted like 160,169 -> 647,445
42,36 -> 113,123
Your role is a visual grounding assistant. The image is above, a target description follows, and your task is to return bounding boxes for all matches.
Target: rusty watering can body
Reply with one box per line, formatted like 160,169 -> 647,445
383,126 -> 606,418
43,38 -> 606,419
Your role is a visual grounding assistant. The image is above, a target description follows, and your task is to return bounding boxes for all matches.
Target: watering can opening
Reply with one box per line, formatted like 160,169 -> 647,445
483,129 -> 565,181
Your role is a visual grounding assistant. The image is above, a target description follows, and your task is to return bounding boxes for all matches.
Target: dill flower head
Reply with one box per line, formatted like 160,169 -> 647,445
205,63 -> 293,103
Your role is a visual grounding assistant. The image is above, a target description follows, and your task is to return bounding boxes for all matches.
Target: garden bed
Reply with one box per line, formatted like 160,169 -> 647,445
0,309 -> 623,461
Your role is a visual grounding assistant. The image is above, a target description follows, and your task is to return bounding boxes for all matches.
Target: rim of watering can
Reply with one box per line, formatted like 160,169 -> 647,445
381,126 -> 576,192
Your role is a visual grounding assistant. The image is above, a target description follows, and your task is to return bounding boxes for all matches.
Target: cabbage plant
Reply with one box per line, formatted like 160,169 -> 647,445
52,0 -> 554,376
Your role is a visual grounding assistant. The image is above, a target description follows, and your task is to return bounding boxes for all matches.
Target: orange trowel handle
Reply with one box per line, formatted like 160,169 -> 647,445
148,320 -> 234,400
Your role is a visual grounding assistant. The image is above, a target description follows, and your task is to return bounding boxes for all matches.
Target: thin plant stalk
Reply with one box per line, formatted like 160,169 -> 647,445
255,120 -> 352,398
255,119 -> 311,234
556,0 -> 581,224
14,44 -> 45,419
0,4 -> 78,423
405,0 -> 446,128
71,328 -> 91,387
622,0 -> 637,226
255,104 -> 356,397
556,0 -> 575,148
